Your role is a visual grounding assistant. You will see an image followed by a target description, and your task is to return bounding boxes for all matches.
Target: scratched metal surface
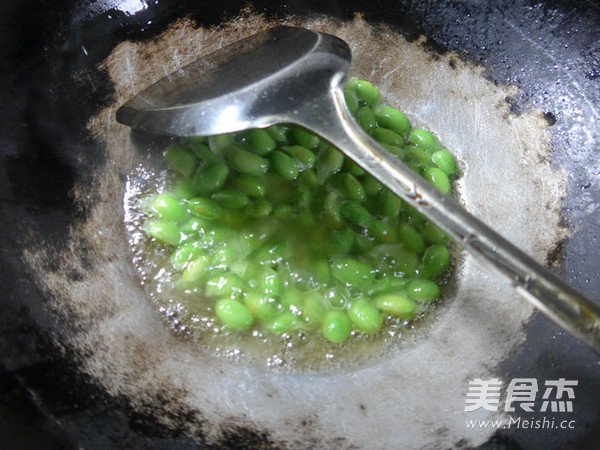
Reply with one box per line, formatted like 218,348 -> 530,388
0,1 -> 599,449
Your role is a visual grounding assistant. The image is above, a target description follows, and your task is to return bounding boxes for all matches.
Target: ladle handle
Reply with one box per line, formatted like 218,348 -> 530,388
299,82 -> 600,354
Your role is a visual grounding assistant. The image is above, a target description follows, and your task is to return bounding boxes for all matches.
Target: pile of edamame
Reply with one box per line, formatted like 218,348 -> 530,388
141,78 -> 458,344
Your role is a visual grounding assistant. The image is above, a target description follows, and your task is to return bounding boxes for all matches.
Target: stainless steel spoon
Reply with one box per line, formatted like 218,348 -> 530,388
116,26 -> 600,353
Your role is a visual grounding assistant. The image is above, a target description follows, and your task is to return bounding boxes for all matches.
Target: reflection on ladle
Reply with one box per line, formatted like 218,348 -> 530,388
116,26 -> 600,354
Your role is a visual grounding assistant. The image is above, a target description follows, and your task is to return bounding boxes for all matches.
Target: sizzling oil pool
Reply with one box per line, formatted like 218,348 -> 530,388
123,78 -> 460,370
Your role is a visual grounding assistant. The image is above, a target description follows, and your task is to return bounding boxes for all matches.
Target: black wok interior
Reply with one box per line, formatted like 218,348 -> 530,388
1,0 -> 599,448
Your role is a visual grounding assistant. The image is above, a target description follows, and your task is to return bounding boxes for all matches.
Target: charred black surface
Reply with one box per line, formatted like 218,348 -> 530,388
5,120 -> 77,214
545,236 -> 568,267
1,1 -> 112,253
543,111 -> 557,126
1,343 -> 209,449
0,366 -> 77,450
212,425 -> 276,450
476,431 -> 523,450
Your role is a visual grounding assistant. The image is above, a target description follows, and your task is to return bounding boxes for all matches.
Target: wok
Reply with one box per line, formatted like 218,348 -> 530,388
1,0 -> 599,448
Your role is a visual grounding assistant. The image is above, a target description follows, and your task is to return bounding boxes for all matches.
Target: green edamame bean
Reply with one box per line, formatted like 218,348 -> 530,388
340,200 -> 372,225
399,223 -> 426,255
290,127 -> 320,149
330,256 -> 375,286
192,161 -> 229,193
376,190 -> 402,219
298,169 -> 318,187
312,259 -> 330,283
208,134 -> 234,153
297,185 -> 312,209
226,146 -> 268,176
336,173 -> 366,202
330,228 -> 356,254
368,220 -> 398,243
170,240 -> 206,271
209,227 -> 235,248
431,150 -> 458,177
343,159 -> 366,177
348,299 -> 383,334
323,191 -> 345,229
246,199 -> 273,218
374,294 -> 416,319
343,83 -> 360,115
406,279 -> 440,302
302,292 -> 326,327
421,221 -> 450,244
164,145 -> 198,177
144,220 -> 182,246
297,188 -> 313,210
269,150 -> 299,180
325,285 -> 349,309
206,273 -> 245,298
344,77 -> 359,90
280,287 -> 303,312
367,276 -> 409,296
259,268 -> 282,296
403,204 -> 427,229
387,248 -> 420,277
180,217 -> 209,236
265,124 -> 289,144
373,105 -> 411,135
244,293 -> 279,321
354,79 -> 381,107
173,177 -> 198,199
252,241 -> 289,266
187,197 -> 223,220
211,244 -> 245,271
187,141 -> 213,162
212,189 -> 250,209
421,244 -> 451,278
362,175 -> 384,196
239,227 -> 271,253
381,143 -> 406,160
356,106 -> 377,133
283,145 -> 316,170
180,255 -> 210,283
371,127 -> 404,146
409,129 -> 440,154
215,298 -> 254,331
369,245 -> 407,273
424,167 -> 452,195
316,145 -> 345,183
353,232 -> 376,254
322,310 -> 351,343
231,174 -> 266,198
151,194 -> 189,224
266,311 -> 298,334
404,146 -> 432,173
246,128 -> 276,155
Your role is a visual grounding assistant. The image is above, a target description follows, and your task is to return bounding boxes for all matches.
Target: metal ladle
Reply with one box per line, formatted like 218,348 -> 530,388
116,26 -> 600,354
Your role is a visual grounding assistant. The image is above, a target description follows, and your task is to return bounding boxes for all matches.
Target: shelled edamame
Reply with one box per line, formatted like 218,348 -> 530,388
134,77 -> 459,345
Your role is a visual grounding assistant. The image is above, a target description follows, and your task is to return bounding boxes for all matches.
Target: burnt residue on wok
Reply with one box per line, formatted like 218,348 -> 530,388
1,1 -> 600,449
